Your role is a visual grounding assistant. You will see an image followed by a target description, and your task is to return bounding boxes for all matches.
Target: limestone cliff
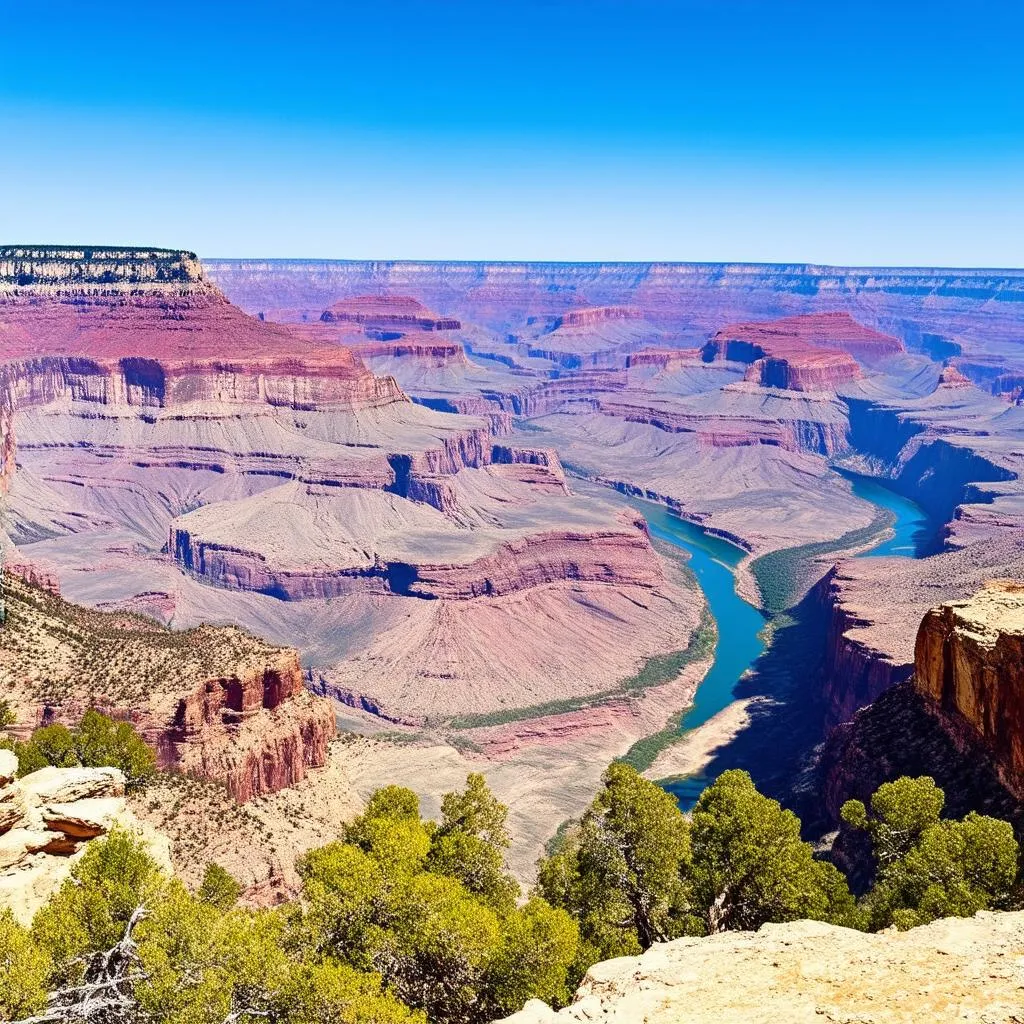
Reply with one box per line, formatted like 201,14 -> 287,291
0,756 -> 172,924
0,573 -> 335,802
914,579 -> 1024,797
496,912 -> 1024,1023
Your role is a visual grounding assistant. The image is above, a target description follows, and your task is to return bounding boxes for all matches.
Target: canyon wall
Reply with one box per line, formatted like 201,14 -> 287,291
0,572 -> 335,803
914,579 -> 1024,797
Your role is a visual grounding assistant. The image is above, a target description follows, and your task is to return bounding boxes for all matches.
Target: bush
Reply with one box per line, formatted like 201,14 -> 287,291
12,710 -> 156,787
197,862 -> 243,911
0,909 -> 51,1020
844,776 -> 1020,930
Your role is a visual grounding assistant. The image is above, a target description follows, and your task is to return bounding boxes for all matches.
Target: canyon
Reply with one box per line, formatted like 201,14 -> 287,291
4,249 -> 1024,888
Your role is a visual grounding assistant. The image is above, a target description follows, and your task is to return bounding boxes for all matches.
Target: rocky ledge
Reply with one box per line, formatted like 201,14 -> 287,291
498,912 -> 1024,1023
319,294 -> 461,331
0,573 -> 335,802
914,579 -> 1024,796
0,755 -> 172,924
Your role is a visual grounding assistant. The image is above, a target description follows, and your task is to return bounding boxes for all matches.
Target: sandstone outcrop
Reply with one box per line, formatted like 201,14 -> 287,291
0,757 -> 172,924
319,294 -> 461,331
914,579 -> 1024,796
495,912 -> 1024,1023
0,572 -> 335,802
702,313 -> 901,391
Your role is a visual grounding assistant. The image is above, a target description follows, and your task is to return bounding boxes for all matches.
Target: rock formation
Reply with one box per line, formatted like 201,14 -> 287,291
702,313 -> 903,391
0,572 -> 335,802
1,247 -> 700,749
0,755 -> 172,924
319,294 -> 461,331
495,912 -> 1024,1023
914,579 -> 1024,796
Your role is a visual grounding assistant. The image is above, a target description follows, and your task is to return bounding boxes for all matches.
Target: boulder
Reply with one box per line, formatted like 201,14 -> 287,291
43,797 -> 125,839
0,765 -> 172,924
16,765 -> 126,805
0,748 -> 17,786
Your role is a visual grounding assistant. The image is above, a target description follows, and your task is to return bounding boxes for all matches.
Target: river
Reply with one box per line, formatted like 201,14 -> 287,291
614,473 -> 936,808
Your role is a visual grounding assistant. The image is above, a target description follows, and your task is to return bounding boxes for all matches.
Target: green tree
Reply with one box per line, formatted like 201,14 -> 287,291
690,769 -> 857,933
197,861 -> 243,911
32,826 -> 167,984
136,883 -> 291,1024
846,778 -> 1020,930
10,711 -> 156,786
375,870 -> 502,1024
0,909 -> 51,1020
273,961 -> 425,1024
485,896 -> 579,1016
298,841 -> 390,966
75,708 -> 157,786
17,722 -> 78,775
429,773 -> 519,913
0,698 -> 15,731
841,776 -> 945,869
537,763 -> 697,966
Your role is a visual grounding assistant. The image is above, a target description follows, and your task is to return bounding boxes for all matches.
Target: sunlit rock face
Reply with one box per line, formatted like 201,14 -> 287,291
914,579 -> 1024,795
494,912 -> 1024,1024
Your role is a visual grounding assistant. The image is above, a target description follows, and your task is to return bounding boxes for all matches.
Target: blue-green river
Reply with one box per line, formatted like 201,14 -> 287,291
615,472 -> 935,807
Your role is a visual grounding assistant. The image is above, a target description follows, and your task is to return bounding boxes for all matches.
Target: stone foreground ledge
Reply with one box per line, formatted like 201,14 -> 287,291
495,911 -> 1024,1023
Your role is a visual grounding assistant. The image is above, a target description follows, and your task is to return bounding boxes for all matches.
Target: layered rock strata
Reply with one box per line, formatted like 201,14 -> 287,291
0,757 -> 173,924
702,313 -> 902,391
319,294 -> 461,331
914,579 -> 1024,795
0,573 -> 335,801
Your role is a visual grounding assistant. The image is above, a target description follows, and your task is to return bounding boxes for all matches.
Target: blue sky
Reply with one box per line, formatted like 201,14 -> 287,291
1,0 -> 1023,265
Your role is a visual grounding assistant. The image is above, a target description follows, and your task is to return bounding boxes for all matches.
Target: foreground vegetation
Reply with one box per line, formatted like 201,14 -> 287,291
0,704 -> 157,787
0,761 -> 1019,1023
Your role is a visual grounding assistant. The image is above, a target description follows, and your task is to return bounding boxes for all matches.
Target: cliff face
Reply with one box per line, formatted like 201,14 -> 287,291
0,573 -> 335,802
0,245 -> 207,292
701,313 -> 902,391
914,580 -> 1024,796
496,912 -> 1024,1024
552,306 -> 643,328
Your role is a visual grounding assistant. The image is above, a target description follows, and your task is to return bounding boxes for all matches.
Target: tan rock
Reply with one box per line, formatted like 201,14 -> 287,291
0,828 -> 52,870
0,789 -> 26,833
0,765 -> 173,924
16,765 -> 126,805
0,748 -> 17,786
914,579 -> 1024,795
43,797 -> 125,839
494,912 -> 1024,1024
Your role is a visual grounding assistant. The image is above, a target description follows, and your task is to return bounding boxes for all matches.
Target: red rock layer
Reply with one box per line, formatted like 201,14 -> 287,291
163,648 -> 335,802
703,313 -> 902,390
172,510 -> 657,602
913,580 -> 1024,796
1,574 -> 335,803
352,340 -> 470,365
553,306 -> 643,328
320,294 -> 461,331
625,348 -> 703,369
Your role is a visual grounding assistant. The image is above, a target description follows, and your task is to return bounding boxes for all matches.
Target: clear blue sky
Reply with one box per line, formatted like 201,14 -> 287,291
2,0 -> 1023,265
